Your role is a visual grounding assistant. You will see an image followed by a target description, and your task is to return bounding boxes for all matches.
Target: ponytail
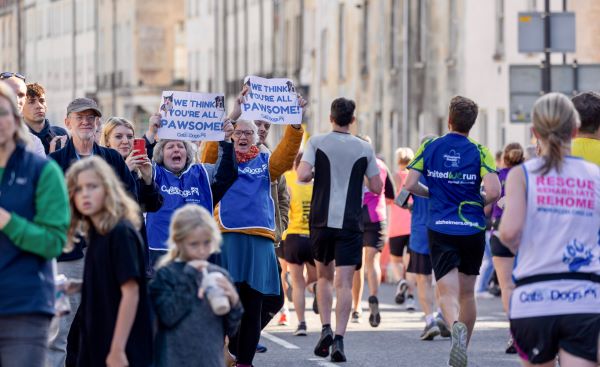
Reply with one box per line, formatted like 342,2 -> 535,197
539,133 -> 565,176
531,93 -> 579,176
502,142 -> 525,168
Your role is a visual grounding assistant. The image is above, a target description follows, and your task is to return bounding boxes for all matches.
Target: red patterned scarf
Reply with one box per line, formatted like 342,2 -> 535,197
235,145 -> 260,163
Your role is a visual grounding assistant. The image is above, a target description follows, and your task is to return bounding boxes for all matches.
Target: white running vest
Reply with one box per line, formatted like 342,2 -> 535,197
510,157 -> 600,319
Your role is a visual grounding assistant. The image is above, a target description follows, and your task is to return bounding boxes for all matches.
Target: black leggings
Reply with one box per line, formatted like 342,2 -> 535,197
229,283 -> 264,365
229,263 -> 284,365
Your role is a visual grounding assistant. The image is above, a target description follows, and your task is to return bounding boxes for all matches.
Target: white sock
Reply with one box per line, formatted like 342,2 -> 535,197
425,313 -> 435,325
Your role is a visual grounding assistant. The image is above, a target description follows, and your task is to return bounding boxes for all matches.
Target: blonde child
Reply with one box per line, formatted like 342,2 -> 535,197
149,204 -> 243,367
66,157 -> 152,367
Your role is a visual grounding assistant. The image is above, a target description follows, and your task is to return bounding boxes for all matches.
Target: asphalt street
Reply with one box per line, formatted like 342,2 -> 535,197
255,283 -> 520,367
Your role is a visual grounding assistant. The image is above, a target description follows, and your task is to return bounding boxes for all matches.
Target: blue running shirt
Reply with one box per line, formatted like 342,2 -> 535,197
408,133 -> 496,235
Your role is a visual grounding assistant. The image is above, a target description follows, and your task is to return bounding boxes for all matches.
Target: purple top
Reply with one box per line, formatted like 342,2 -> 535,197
491,167 -> 510,221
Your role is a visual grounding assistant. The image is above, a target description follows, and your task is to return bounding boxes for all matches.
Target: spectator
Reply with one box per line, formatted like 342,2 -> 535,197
149,204 -> 243,367
0,82 -> 69,366
23,82 -> 68,154
65,157 -> 152,367
47,97 -> 138,367
0,72 -> 46,157
100,116 -> 163,277
201,102 -> 305,366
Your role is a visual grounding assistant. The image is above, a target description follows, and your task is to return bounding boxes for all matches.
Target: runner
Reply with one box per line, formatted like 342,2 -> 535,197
489,142 -> 524,354
282,152 -> 318,336
351,137 -> 395,327
405,96 -> 500,367
500,92 -> 600,367
403,135 -> 451,341
388,147 -> 417,309
297,98 -> 382,362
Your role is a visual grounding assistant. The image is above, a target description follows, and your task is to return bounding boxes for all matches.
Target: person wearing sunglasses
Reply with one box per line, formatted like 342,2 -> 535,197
0,72 -> 46,157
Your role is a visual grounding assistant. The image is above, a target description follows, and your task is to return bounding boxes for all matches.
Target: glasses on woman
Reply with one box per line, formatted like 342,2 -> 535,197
233,130 -> 254,137
0,72 -> 26,81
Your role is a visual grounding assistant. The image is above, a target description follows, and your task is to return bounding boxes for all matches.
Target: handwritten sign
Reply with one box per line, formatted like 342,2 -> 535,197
240,76 -> 302,124
158,91 -> 226,141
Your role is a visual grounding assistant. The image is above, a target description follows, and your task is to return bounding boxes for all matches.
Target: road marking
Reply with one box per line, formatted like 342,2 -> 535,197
261,332 -> 300,349
308,358 -> 339,367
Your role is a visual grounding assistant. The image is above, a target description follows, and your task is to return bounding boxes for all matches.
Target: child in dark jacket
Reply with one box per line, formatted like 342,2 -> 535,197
149,204 -> 243,367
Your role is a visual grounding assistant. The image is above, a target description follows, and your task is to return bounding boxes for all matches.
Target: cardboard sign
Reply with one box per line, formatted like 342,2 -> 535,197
240,76 -> 302,124
158,91 -> 226,141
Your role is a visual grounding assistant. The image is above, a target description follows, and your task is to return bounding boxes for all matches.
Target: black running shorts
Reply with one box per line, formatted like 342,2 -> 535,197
407,249 -> 433,275
389,235 -> 410,257
311,227 -> 363,270
427,229 -> 485,280
510,314 -> 600,364
363,221 -> 386,252
490,234 -> 514,258
283,234 -> 315,266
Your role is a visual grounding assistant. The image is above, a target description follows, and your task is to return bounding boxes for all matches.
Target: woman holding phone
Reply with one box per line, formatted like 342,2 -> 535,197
100,117 -> 164,276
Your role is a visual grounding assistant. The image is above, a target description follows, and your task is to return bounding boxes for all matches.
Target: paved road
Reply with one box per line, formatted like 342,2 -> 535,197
254,283 -> 520,366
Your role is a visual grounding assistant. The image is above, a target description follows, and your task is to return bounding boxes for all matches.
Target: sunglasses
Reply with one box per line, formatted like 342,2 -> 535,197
0,72 -> 26,81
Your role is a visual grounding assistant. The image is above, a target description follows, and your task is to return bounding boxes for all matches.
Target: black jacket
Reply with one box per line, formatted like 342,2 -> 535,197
29,119 -> 68,155
49,138 -> 138,261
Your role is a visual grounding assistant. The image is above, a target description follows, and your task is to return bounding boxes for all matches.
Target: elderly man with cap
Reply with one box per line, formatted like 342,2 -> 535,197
46,97 -> 138,367
0,72 -> 46,157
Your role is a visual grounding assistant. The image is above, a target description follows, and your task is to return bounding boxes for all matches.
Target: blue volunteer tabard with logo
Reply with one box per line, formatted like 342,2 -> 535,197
408,133 -> 496,235
219,152 -> 275,230
146,163 -> 213,250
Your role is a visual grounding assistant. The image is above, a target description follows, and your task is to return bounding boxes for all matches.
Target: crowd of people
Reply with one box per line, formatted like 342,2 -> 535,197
0,69 -> 598,367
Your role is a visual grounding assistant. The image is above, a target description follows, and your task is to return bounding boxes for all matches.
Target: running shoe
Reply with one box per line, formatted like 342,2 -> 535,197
405,295 -> 416,311
505,335 -> 517,354
448,322 -> 468,367
436,313 -> 451,338
350,311 -> 362,323
314,325 -> 334,357
312,283 -> 319,314
277,309 -> 290,326
256,343 -> 268,353
395,279 -> 408,304
368,295 -> 381,327
331,338 -> 347,362
420,320 -> 440,341
294,322 -> 308,336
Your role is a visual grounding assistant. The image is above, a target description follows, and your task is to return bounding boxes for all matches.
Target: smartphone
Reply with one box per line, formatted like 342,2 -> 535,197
133,138 -> 146,156
394,188 -> 412,209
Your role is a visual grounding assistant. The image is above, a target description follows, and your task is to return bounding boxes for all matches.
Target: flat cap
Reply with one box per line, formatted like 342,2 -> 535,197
67,98 -> 102,117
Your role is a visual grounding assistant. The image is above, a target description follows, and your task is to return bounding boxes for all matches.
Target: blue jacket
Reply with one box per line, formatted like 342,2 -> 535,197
28,119 -> 68,155
0,145 -> 55,316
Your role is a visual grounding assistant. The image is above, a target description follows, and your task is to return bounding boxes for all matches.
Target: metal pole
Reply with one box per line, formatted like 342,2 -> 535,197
401,0 -> 409,146
72,0 -> 76,100
542,0 -> 551,93
562,0 -> 567,64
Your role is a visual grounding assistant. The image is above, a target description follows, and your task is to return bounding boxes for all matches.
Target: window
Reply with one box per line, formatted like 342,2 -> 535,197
360,0 -> 369,74
338,3 -> 345,80
320,29 -> 327,82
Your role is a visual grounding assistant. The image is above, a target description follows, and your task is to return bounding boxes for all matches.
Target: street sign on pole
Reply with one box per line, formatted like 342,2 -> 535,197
518,12 -> 576,53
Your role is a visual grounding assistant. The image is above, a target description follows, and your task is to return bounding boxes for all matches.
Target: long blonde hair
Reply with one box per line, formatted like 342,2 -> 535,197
0,82 -> 31,146
65,157 -> 141,251
100,117 -> 135,148
158,204 -> 222,267
531,93 -> 580,175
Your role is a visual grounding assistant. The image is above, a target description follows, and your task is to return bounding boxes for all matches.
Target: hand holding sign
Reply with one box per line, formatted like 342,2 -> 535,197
240,76 -> 303,125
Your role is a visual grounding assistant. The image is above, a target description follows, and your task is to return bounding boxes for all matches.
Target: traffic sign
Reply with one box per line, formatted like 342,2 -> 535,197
518,12 -> 576,53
